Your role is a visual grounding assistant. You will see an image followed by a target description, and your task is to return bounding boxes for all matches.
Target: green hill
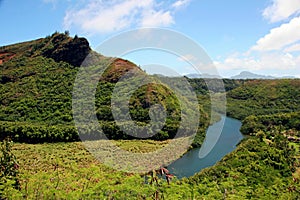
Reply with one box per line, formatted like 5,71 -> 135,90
0,32 -> 208,145
227,79 -> 300,119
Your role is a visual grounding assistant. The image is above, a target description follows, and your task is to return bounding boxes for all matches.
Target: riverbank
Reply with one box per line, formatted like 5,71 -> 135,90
168,115 -> 243,178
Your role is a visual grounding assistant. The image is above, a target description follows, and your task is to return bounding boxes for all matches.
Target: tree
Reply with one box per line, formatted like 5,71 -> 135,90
64,30 -> 70,36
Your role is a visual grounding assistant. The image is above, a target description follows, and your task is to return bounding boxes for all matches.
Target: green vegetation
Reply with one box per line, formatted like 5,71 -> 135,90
187,78 -> 247,94
1,33 -> 300,199
1,141 -> 189,199
227,79 -> 300,119
0,55 -> 76,124
241,111 -> 300,135
188,132 -> 299,199
0,138 -> 20,197
0,135 -> 298,199
0,33 -> 208,146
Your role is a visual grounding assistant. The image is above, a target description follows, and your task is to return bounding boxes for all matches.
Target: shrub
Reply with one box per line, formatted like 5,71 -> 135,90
0,138 -> 20,197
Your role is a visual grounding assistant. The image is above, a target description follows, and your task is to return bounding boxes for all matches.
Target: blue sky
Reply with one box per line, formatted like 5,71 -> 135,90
1,0 -> 300,77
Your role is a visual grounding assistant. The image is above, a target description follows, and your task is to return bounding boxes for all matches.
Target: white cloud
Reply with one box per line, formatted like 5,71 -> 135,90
172,0 -> 191,9
284,43 -> 300,52
64,0 -> 154,33
141,10 -> 174,27
214,52 -> 299,72
251,16 -> 300,51
263,0 -> 300,22
64,0 -> 190,34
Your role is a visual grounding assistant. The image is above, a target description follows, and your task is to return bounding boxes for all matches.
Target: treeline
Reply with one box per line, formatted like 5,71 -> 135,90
241,111 -> 300,135
0,120 -> 208,146
0,121 -> 78,143
186,78 -> 247,95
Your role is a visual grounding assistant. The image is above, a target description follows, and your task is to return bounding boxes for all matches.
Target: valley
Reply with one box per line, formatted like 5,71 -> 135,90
0,33 -> 299,199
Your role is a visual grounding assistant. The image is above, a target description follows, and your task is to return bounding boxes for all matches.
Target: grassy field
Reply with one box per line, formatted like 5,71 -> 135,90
7,140 -> 186,199
2,135 -> 299,199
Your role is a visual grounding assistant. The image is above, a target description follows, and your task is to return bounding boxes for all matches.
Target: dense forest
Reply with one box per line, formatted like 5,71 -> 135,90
1,33 -> 299,199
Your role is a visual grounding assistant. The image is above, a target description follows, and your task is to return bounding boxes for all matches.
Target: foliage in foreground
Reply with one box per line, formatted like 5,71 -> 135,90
0,133 -> 298,199
0,138 -> 20,197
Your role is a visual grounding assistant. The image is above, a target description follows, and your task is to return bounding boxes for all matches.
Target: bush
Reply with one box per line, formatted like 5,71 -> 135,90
0,138 -> 20,197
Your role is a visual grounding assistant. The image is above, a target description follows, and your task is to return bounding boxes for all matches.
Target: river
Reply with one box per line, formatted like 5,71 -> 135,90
168,115 -> 243,179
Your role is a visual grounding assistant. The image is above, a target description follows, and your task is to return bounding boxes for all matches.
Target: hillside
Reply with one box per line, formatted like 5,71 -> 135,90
0,32 -> 208,145
227,79 -> 300,119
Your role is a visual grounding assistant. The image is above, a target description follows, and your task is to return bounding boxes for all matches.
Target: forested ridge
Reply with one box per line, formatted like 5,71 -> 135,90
0,32 -> 208,145
227,79 -> 300,119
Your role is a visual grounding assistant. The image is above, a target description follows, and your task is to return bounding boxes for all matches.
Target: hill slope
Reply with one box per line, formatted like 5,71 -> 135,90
0,32 -> 208,145
227,79 -> 300,119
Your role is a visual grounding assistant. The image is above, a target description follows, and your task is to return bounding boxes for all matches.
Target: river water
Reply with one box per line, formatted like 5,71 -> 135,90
168,115 -> 243,179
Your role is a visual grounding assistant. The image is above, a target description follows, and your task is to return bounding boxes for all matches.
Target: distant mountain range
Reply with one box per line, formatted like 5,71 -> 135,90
185,71 -> 297,79
230,71 -> 297,79
184,73 -> 222,79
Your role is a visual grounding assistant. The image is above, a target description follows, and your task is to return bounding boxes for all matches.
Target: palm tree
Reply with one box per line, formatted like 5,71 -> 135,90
165,174 -> 174,185
158,167 -> 169,175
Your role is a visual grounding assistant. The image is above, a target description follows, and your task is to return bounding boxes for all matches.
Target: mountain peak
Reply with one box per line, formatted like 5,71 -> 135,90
231,71 -> 276,79
0,32 -> 91,67
41,32 -> 91,66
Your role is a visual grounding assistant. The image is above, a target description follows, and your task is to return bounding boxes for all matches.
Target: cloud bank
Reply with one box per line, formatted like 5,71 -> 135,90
251,16 -> 300,51
263,0 -> 300,23
64,0 -> 191,34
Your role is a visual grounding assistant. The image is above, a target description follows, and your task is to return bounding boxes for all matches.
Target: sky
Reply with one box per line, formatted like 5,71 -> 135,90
1,0 -> 300,78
